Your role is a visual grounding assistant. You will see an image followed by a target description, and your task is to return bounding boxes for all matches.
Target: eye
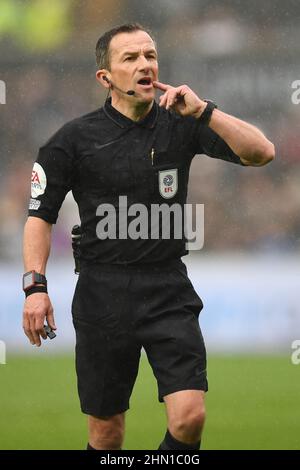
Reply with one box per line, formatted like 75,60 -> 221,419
125,57 -> 134,61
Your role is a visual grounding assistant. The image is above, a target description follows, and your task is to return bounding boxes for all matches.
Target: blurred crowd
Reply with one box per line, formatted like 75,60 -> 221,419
0,0 -> 299,260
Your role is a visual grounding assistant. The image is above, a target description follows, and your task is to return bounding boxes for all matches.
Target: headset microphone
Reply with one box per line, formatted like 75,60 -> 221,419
103,76 -> 136,96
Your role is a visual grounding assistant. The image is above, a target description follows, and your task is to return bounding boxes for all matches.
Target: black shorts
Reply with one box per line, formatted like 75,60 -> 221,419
71,259 -> 208,417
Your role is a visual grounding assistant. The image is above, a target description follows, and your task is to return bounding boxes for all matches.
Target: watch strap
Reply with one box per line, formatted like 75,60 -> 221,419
25,285 -> 48,298
34,272 -> 47,286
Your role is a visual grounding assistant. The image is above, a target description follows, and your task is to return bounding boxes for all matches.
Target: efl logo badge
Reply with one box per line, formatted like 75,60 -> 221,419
159,169 -> 178,199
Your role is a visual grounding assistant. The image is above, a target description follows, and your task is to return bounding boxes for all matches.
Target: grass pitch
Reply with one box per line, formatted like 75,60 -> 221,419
0,354 -> 299,450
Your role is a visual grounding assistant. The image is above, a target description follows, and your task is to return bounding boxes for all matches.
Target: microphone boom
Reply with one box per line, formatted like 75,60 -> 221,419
104,77 -> 136,96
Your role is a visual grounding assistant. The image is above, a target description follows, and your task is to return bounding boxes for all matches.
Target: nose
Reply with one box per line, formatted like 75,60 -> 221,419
137,55 -> 151,73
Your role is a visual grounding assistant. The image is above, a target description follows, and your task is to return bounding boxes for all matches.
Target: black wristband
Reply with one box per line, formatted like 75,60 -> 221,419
25,285 -> 48,298
198,100 -> 218,126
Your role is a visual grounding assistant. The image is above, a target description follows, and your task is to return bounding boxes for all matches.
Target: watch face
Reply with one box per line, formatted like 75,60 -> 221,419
23,271 -> 34,291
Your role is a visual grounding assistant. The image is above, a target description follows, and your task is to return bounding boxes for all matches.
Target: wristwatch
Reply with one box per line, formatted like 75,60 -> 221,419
22,270 -> 47,292
198,100 -> 218,125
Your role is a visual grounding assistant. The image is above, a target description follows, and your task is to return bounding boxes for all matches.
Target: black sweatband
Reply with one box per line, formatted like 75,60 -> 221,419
25,285 -> 48,298
197,100 -> 217,126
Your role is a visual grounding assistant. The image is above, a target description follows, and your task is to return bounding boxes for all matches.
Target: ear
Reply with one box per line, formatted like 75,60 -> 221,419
96,69 -> 111,89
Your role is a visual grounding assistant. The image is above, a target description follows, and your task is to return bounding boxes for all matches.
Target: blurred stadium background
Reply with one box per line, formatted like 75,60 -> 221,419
0,0 -> 299,450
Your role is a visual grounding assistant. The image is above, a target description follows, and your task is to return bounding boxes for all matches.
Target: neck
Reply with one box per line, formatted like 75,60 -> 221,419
111,95 -> 153,122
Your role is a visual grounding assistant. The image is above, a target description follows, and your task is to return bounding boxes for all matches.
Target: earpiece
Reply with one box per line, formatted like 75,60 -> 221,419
103,76 -> 110,84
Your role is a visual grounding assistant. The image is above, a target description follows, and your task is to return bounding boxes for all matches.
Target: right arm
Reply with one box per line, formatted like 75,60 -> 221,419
23,216 -> 56,347
23,122 -> 75,345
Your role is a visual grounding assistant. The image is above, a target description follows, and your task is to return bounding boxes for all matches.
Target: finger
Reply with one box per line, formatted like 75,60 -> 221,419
29,315 -> 41,347
165,92 -> 178,110
159,92 -> 169,108
23,315 -> 35,345
35,316 -> 47,340
152,80 -> 172,91
46,308 -> 57,330
166,91 -> 179,110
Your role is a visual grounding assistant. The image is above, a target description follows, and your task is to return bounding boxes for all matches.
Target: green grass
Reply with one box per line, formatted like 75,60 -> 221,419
0,354 -> 299,450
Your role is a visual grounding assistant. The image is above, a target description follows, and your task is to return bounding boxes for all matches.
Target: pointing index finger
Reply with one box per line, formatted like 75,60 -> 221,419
152,80 -> 172,91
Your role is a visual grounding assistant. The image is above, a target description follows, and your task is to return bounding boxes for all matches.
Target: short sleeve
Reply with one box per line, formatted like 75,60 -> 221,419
188,117 -> 244,165
28,123 -> 75,224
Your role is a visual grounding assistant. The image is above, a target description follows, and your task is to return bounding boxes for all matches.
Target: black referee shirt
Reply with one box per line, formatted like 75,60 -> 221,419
28,98 -> 243,266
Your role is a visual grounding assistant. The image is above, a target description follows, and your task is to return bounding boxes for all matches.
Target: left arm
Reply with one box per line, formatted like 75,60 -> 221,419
153,81 -> 275,166
205,109 -> 275,166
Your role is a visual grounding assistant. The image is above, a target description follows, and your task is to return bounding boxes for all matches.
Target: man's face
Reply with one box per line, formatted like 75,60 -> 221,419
108,30 -> 158,103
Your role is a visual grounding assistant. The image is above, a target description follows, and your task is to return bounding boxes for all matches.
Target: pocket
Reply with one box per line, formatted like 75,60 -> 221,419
172,264 -> 204,316
71,269 -> 122,328
71,275 -> 82,318
152,153 -> 186,203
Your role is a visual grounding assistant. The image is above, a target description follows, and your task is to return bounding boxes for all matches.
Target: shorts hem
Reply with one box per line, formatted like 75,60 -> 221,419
80,404 -> 130,417
158,380 -> 208,403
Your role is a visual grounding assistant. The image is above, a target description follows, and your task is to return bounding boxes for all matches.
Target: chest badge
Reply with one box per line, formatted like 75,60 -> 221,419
159,168 -> 178,199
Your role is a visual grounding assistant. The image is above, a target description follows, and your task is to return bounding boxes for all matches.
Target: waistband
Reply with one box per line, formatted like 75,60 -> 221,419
80,258 -> 185,273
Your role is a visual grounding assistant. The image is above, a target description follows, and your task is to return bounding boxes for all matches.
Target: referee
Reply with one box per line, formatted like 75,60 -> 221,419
22,23 -> 275,450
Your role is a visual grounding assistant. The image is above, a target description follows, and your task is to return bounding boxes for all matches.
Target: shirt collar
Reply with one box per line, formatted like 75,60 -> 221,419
103,97 -> 159,129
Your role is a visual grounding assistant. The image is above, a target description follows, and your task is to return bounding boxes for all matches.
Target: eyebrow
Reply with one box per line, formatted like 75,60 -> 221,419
121,49 -> 157,58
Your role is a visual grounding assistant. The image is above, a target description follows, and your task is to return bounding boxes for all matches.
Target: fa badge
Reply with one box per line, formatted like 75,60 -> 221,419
31,162 -> 47,198
159,168 -> 178,199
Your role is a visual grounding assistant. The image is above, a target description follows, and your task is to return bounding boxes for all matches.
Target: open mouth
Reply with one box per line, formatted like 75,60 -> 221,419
137,77 -> 152,87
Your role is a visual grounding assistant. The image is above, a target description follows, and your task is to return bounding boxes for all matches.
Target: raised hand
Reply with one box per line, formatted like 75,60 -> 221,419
153,80 -> 207,118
